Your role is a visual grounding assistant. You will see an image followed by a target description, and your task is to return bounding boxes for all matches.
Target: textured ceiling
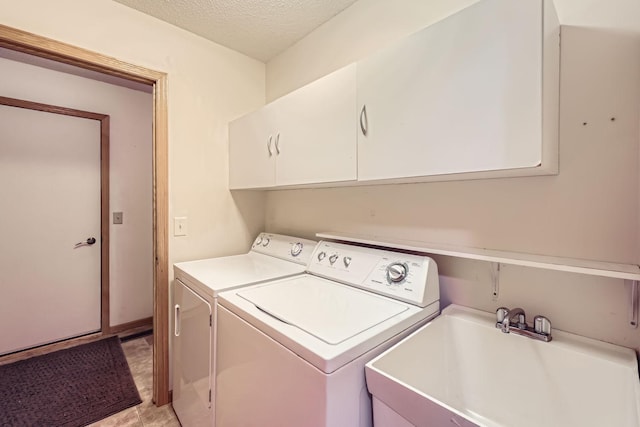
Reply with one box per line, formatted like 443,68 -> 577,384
112,0 -> 359,62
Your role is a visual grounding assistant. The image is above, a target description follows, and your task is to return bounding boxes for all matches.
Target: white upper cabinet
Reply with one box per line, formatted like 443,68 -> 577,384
229,103 -> 278,189
229,64 -> 357,189
356,0 -> 559,183
229,0 -> 559,190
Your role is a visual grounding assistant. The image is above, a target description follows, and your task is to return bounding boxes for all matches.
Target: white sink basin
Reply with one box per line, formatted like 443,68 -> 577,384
365,304 -> 640,427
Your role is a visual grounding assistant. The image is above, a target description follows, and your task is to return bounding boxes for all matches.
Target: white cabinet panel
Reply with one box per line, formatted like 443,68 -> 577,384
275,64 -> 357,186
357,0 -> 558,182
172,279 -> 213,426
229,104 -> 277,189
229,64 -> 357,189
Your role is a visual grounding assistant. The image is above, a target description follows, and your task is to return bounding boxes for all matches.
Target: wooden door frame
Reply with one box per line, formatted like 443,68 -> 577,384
0,24 -> 171,406
0,95 -> 111,335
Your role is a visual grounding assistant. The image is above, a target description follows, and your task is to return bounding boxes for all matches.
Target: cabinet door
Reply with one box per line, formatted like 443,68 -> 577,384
274,64 -> 357,187
172,279 -> 213,426
229,104 -> 277,189
357,0 -> 544,182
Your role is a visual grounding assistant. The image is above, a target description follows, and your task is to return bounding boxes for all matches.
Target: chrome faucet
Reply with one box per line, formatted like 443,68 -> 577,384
496,307 -> 552,342
499,307 -> 526,333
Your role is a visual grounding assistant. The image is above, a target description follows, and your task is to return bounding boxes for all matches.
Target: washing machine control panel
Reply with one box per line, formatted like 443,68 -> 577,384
251,233 -> 317,266
309,241 -> 439,307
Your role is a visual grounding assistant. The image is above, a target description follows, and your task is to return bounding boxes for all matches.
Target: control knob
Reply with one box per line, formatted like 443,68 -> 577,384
262,237 -> 270,247
291,242 -> 303,257
343,256 -> 352,267
255,236 -> 263,246
329,254 -> 339,265
386,262 -> 408,284
317,251 -> 326,261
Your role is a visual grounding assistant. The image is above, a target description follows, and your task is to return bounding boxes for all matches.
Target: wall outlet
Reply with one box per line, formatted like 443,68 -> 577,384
113,212 -> 123,224
174,217 -> 188,236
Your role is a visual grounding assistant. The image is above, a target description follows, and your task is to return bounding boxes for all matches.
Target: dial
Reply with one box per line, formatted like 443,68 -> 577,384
317,251 -> 327,261
262,237 -> 270,247
386,262 -> 408,284
255,236 -> 263,246
291,242 -> 303,257
343,256 -> 352,268
329,254 -> 339,265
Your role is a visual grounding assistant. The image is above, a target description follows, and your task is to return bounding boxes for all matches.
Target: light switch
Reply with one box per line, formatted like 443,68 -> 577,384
113,212 -> 123,224
174,217 -> 188,236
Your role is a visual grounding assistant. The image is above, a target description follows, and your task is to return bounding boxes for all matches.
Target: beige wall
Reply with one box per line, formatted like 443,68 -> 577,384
266,0 -> 640,101
264,0 -> 640,350
0,56 -> 154,326
0,0 -> 267,284
266,0 -> 479,101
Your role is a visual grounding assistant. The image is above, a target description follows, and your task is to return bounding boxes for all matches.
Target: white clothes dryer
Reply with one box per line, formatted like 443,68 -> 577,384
215,240 -> 440,427
172,232 -> 316,427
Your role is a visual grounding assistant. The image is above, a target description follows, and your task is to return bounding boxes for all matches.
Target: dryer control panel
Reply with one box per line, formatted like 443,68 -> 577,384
308,241 -> 439,307
251,233 -> 317,266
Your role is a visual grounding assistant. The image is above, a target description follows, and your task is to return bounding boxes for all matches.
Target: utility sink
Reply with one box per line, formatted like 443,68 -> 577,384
365,304 -> 640,427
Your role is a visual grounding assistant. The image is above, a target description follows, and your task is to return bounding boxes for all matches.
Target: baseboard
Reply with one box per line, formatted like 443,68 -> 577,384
0,317 -> 153,366
0,332 -> 104,366
109,317 -> 153,336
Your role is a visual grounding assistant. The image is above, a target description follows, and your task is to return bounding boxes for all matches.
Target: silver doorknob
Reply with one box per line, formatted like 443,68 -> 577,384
74,237 -> 96,248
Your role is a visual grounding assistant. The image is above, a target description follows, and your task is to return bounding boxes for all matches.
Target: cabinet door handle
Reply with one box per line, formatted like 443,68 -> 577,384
275,133 -> 281,154
360,105 -> 368,136
174,304 -> 181,337
267,135 -> 273,156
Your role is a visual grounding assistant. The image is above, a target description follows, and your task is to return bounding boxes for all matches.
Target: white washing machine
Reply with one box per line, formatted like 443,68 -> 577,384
215,240 -> 440,427
172,232 -> 316,427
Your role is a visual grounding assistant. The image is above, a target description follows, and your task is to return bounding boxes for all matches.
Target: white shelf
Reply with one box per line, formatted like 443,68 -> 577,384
316,231 -> 640,281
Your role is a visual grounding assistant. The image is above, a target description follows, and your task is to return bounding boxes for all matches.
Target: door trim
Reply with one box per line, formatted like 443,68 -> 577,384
0,95 -> 111,334
0,24 -> 171,406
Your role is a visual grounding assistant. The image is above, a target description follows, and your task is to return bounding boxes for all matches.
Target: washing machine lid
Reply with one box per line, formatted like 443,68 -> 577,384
174,252 -> 305,298
237,276 -> 409,345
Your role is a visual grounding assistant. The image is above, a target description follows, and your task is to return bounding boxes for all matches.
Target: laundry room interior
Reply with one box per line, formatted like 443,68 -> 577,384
1,0 -> 640,426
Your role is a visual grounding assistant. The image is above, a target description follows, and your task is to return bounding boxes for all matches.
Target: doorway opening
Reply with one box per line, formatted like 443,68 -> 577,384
0,24 -> 170,406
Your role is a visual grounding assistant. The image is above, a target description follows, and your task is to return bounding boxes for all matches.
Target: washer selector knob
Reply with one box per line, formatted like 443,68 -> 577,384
343,256 -> 352,268
329,254 -> 339,265
291,242 -> 303,257
386,262 -> 408,284
262,237 -> 270,247
255,236 -> 263,246
317,251 -> 327,261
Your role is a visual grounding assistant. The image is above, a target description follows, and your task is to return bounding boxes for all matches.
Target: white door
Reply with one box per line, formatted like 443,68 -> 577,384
172,279 -> 212,427
0,103 -> 102,355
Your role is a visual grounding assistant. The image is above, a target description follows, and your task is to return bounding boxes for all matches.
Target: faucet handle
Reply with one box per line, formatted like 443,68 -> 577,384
534,315 -> 552,336
496,307 -> 509,323
514,313 -> 527,329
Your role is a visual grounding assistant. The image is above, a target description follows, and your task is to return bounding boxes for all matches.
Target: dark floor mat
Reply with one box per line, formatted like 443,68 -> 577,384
0,336 -> 141,426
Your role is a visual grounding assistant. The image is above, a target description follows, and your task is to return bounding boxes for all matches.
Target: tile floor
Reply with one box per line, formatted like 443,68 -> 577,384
89,334 -> 181,427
